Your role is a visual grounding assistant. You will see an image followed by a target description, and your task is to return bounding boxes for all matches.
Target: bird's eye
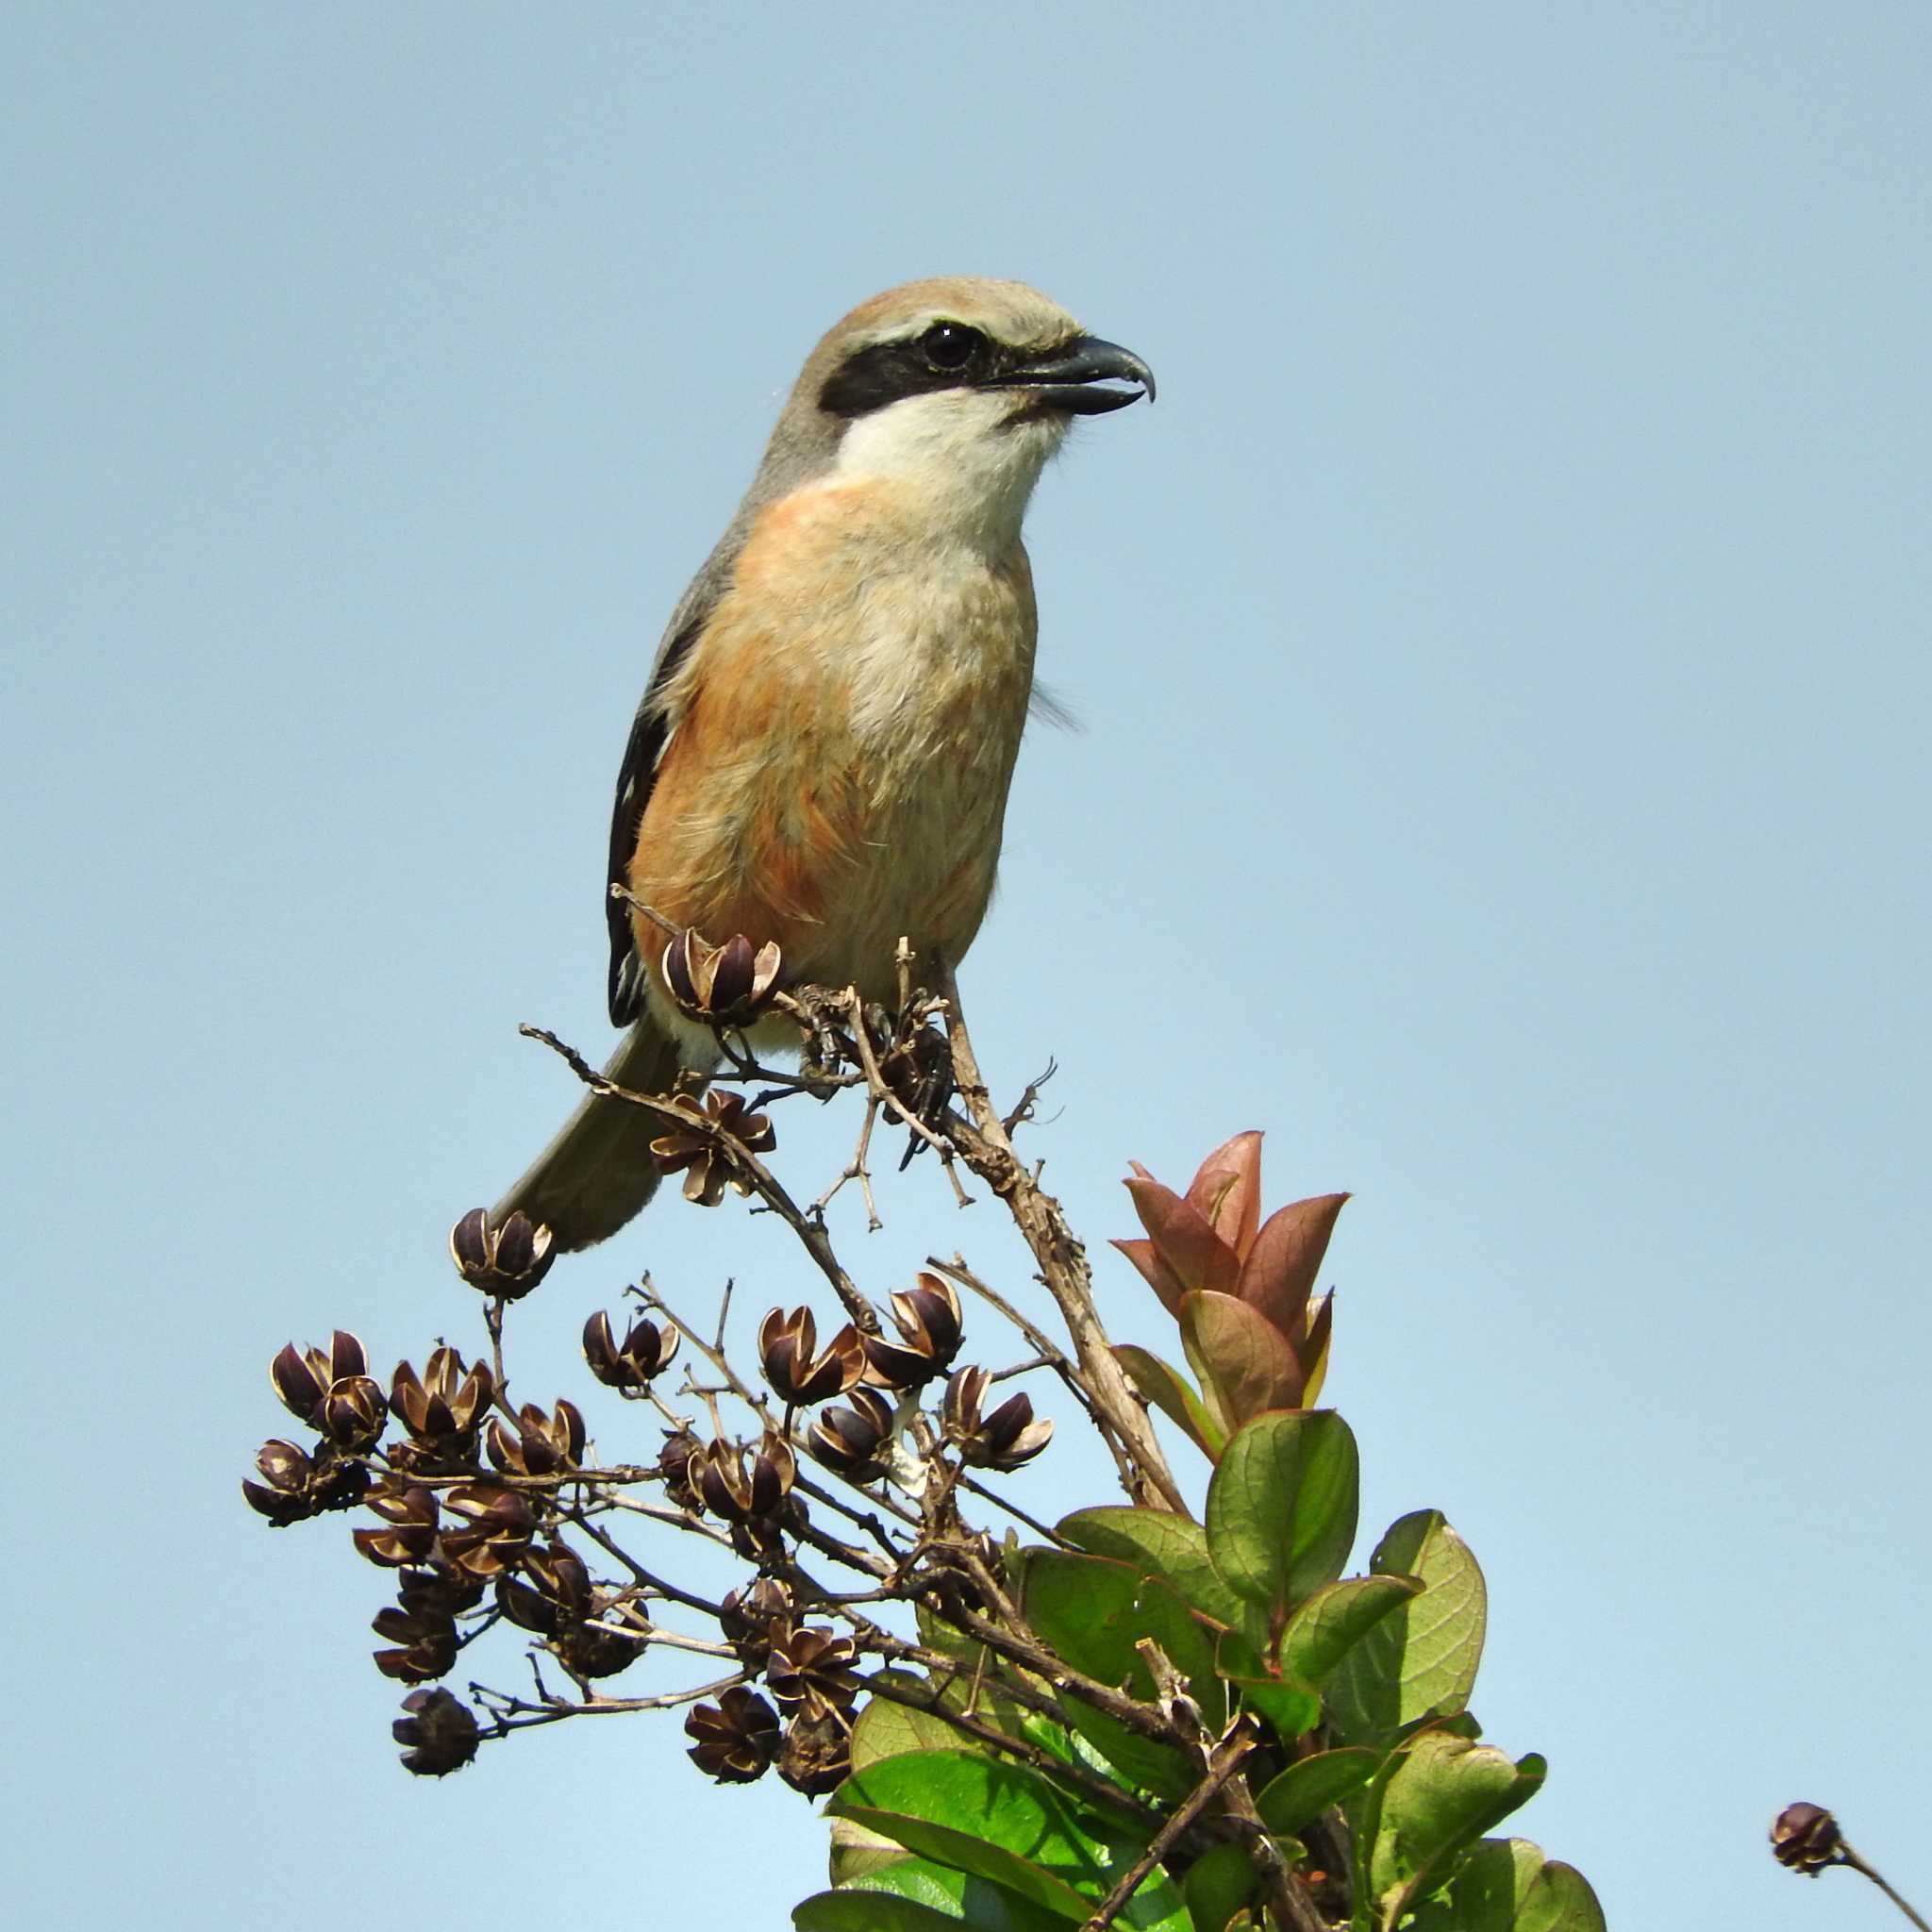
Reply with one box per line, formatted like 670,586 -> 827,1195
919,322 -> 985,374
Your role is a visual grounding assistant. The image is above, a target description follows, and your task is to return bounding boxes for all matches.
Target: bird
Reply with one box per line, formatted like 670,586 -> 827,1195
492,275 -> 1154,1252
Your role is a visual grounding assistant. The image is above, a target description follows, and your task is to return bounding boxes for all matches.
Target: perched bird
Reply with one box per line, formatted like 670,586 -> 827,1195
494,276 -> 1154,1250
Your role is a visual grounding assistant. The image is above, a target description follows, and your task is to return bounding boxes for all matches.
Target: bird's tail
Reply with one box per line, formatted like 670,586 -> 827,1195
492,1014 -> 712,1252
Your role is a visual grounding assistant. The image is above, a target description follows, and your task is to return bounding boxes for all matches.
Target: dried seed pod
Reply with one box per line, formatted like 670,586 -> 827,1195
270,1331 -> 373,1431
778,1711 -> 853,1797
439,1482 -> 538,1580
353,1482 -> 441,1568
658,1427 -> 704,1511
661,928 -> 783,1023
1771,1804 -> 1845,1875
389,1349 -> 494,1471
486,1398 -> 587,1477
448,1207 -> 556,1300
558,1603 -> 651,1680
582,1310 -> 679,1393
242,1438 -> 370,1525
860,1274 -> 964,1389
718,1577 -> 794,1670
941,1367 -> 1054,1473
758,1306 -> 867,1407
685,1686 -> 781,1783
392,1687 -> 480,1776
396,1563 -> 484,1619
806,1388 -> 896,1484
495,1541 -> 596,1634
372,1603 -> 459,1683
690,1433 -> 795,1524
649,1092 -> 776,1207
727,1503 -> 806,1565
765,1625 -> 863,1722
319,1374 -> 389,1454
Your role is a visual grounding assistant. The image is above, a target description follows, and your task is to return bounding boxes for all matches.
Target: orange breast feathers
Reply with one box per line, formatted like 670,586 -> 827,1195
625,481 -> 1040,1008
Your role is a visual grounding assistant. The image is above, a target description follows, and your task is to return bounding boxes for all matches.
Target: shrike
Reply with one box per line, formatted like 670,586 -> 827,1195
494,276 -> 1154,1250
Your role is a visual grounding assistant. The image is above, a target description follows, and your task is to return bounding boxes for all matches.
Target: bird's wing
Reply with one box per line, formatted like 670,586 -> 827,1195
604,515 -> 760,1025
605,614 -> 700,1024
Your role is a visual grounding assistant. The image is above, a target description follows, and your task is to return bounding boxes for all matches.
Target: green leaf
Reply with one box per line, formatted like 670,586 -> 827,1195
1180,1291 -> 1308,1428
1369,1732 -> 1547,1924
1324,1511 -> 1487,1744
1515,1861 -> 1607,1932
1055,1700 -> 1198,1803
1023,1551 -> 1223,1718
1114,1345 -> 1229,1459
1205,1411 -> 1359,1620
1181,1842 -> 1258,1932
1215,1630 -> 1324,1740
829,1815 -> 915,1886
794,1891 -> 968,1932
854,1670 -> 1040,1773
852,1676 -> 982,1772
829,1751 -> 1120,1918
1405,1837 -> 1606,1932
1056,1507 -> 1250,1635
836,1856 -> 1075,1932
1253,1748 -> 1381,1834
1279,1575 -> 1422,1684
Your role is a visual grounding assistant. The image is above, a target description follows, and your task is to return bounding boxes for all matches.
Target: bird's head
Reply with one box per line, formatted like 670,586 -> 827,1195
766,277 -> 1155,550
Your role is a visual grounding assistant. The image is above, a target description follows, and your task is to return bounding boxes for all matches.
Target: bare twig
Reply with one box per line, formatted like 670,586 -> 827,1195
522,1024 -> 878,1335
932,964 -> 1185,1515
1841,1843 -> 1932,1932
1079,1735 -> 1254,1932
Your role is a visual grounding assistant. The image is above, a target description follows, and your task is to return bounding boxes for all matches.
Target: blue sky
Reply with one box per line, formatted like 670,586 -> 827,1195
6,6 -> 1927,1927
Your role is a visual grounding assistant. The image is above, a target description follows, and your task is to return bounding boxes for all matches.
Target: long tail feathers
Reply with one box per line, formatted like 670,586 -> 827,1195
492,1016 -> 712,1252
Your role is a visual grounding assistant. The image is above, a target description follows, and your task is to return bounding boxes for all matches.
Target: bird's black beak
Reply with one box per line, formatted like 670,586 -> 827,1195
994,335 -> 1156,415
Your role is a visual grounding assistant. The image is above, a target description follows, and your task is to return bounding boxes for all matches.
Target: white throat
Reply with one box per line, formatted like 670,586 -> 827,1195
831,389 -> 1067,554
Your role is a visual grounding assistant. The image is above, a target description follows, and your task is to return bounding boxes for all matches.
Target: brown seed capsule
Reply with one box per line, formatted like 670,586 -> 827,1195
806,1388 -> 896,1484
718,1577 -> 794,1670
372,1602 -> 459,1683
582,1309 -> 680,1393
661,928 -> 784,1023
319,1374 -> 389,1454
242,1438 -> 371,1525
759,1306 -> 867,1407
486,1399 -> 587,1477
685,1686 -> 781,1783
392,1687 -> 479,1776
390,1349 -> 495,1471
439,1482 -> 538,1580
941,1367 -> 1054,1473
658,1427 -> 705,1511
765,1625 -> 863,1722
860,1274 -> 964,1390
270,1332 -> 374,1431
690,1432 -> 796,1524
353,1482 -> 441,1568
649,1091 -> 776,1207
495,1541 -> 596,1634
396,1563 -> 484,1619
778,1711 -> 854,1797
1771,1803 -> 1845,1875
558,1603 -> 651,1680
728,1503 -> 806,1565
448,1207 -> 556,1300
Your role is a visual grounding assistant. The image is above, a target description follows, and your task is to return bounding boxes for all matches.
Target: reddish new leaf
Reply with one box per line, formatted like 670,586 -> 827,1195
1180,1290 -> 1308,1428
1236,1193 -> 1349,1338
1110,1236 -> 1190,1318
1126,1175 -> 1241,1300
1183,1130 -> 1264,1259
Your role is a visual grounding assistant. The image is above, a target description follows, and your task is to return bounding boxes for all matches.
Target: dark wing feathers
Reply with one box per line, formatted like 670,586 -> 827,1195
605,615 -> 703,1025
